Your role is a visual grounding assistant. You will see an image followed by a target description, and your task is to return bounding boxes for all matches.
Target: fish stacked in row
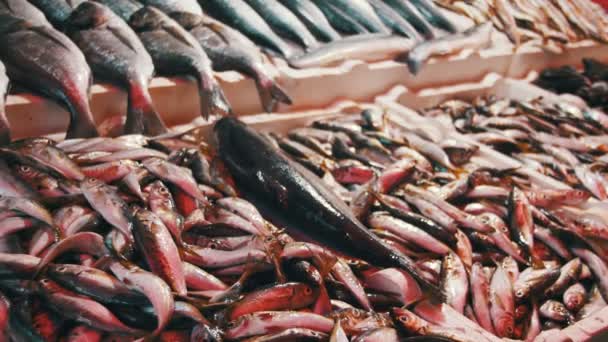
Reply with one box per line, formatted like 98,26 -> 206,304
0,131 -> 467,341
536,58 -> 608,109
0,0 -> 291,142
434,0 -> 608,52
236,106 -> 608,339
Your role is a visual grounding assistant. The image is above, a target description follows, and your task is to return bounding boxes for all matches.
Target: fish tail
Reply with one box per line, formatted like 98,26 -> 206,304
195,72 -> 232,120
0,108 -> 10,145
396,254 -> 446,302
254,73 -> 292,113
64,89 -> 99,139
125,82 -> 168,136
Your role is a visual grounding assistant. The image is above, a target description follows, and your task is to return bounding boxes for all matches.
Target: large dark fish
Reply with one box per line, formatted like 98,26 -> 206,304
215,117 -> 444,300
138,0 -> 203,15
200,0 -> 294,58
0,14 -> 99,138
410,0 -> 458,33
65,2 -> 167,135
28,0 -> 85,28
0,0 -> 50,26
407,22 -> 493,74
92,0 -> 143,22
129,6 -> 231,120
0,61 -> 9,144
279,0 -> 341,42
311,0 -> 369,35
170,12 -> 291,112
383,0 -> 438,39
245,0 -> 319,50
368,0 -> 422,40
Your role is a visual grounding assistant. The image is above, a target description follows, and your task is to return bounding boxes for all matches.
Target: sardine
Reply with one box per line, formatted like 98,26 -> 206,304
324,0 -> 389,34
200,0 -> 294,58
138,0 -> 202,15
279,0 -> 341,42
66,2 -> 167,135
410,0 -> 458,33
383,0 -> 438,39
407,22 -> 493,75
0,14 -> 98,138
216,117 -> 444,300
129,6 -> 231,120
311,0 -> 369,34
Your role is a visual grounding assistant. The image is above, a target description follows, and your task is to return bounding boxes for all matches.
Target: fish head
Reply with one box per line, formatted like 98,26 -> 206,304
494,312 -> 515,338
80,177 -> 103,191
143,180 -> 173,205
68,1 -> 110,29
38,278 -> 64,295
390,307 -> 426,334
13,164 -> 42,181
290,283 -> 319,306
129,6 -> 165,32
214,117 -> 266,170
169,11 -> 203,30
0,13 -> 31,35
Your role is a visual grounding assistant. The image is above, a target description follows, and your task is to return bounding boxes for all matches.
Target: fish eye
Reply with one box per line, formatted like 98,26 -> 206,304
209,242 -> 218,249
399,315 -> 408,323
19,165 -> 31,172
515,289 -> 524,297
304,287 -> 312,294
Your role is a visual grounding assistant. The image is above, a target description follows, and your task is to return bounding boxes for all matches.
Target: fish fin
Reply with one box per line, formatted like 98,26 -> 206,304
254,75 -> 292,113
204,22 -> 232,46
107,25 -> 137,52
29,26 -> 73,51
162,23 -> 196,48
194,73 -> 232,120
125,82 -> 167,136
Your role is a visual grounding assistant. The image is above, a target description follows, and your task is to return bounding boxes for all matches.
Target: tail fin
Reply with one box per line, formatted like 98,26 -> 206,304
126,82 -> 168,136
0,108 -> 10,145
196,73 -> 232,120
255,73 -> 292,113
64,91 -> 99,139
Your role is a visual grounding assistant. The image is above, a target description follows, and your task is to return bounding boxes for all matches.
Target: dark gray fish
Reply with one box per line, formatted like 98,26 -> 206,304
0,0 -> 50,26
410,0 -> 458,33
0,14 -> 99,138
171,12 -> 291,113
92,0 -> 143,22
129,6 -> 231,120
200,0 -> 295,58
138,0 -> 203,15
311,0 -> 369,34
368,0 -> 422,40
326,0 -> 389,33
28,0 -> 85,28
0,61 -> 9,144
279,0 -> 341,42
66,2 -> 167,135
383,0 -> 438,39
245,0 -> 319,50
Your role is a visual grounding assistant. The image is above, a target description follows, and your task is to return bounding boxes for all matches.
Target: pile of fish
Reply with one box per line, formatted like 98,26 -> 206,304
435,0 -> 608,52
212,100 -> 608,340
536,58 -> 608,109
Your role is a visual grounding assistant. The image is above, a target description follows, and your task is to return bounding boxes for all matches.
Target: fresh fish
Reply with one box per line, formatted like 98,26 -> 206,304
364,268 -> 423,307
200,0 -> 294,58
507,187 -> 537,265
0,253 -> 39,278
245,0 -> 318,50
513,267 -> 560,302
143,157 -> 206,202
105,259 -> 174,335
533,226 -> 572,261
563,283 -> 586,312
441,252 -> 469,314
470,262 -> 495,334
368,0 -> 422,40
279,0 -> 341,42
129,6 -> 231,120
82,160 -> 139,183
0,14 -> 98,138
353,327 -> 399,342
91,0 -> 143,22
28,0 -> 85,28
132,209 -> 186,296
80,178 -> 134,244
143,180 -> 184,244
224,311 -> 334,340
539,299 -> 573,324
576,285 -> 606,321
545,258 -> 582,298
489,262 -> 515,338
66,2 -> 167,135
493,0 -> 521,46
324,0 -> 389,34
38,278 -> 141,334
171,13 -> 291,113
572,248 -> 608,302
6,139 -> 85,180
383,0 -> 438,39
138,0 -> 202,15
0,0 -> 50,26
183,261 -> 227,291
47,264 -> 146,305
407,22 -> 493,75
311,0 -> 369,34
290,34 -> 414,69
216,117 -> 444,300
574,165 -> 607,200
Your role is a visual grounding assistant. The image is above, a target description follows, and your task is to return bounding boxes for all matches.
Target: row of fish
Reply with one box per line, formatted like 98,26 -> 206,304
535,58 -> 608,109
434,0 -> 608,53
212,95 -> 608,340
0,0 -> 293,143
